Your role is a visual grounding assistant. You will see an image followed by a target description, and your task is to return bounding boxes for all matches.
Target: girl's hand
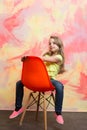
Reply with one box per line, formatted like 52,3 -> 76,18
21,56 -> 28,62
41,56 -> 46,61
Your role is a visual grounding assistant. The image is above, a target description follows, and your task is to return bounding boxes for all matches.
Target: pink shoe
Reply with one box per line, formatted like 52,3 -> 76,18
56,115 -> 64,125
9,108 -> 24,119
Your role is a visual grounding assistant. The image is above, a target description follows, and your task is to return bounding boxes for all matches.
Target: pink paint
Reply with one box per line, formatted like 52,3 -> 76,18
0,10 -> 24,47
77,72 -> 87,100
69,72 -> 87,100
14,0 -> 22,6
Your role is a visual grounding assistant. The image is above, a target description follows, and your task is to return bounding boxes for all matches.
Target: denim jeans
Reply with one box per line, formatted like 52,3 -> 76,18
15,80 -> 24,109
50,79 -> 64,114
15,79 -> 64,114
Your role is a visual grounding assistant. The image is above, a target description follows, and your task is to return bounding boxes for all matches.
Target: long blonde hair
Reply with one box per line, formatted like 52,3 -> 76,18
44,35 -> 65,74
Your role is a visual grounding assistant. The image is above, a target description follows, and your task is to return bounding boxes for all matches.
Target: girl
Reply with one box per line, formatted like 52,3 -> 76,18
9,35 -> 65,125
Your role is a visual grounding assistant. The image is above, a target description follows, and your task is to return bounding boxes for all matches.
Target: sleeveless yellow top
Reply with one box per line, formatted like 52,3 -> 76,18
44,54 -> 63,79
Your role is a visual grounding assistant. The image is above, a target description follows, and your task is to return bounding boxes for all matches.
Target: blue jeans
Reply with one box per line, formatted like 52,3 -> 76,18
51,79 -> 64,114
15,79 -> 64,114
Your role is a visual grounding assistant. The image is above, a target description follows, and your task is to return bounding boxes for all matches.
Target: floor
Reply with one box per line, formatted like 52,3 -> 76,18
0,111 -> 87,130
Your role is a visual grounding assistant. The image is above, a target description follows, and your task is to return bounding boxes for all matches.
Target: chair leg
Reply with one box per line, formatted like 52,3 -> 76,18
51,92 -> 55,103
19,92 -> 32,126
35,92 -> 41,120
43,93 -> 47,130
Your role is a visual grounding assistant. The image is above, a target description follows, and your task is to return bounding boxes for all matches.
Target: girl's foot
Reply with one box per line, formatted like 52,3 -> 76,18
9,108 -> 23,119
55,113 -> 64,124
56,115 -> 64,124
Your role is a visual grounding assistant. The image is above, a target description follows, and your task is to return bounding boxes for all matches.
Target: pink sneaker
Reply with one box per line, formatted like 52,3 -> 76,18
56,115 -> 64,124
9,108 -> 24,119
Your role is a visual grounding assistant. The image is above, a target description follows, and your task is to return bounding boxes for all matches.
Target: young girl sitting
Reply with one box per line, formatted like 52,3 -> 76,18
9,35 -> 65,125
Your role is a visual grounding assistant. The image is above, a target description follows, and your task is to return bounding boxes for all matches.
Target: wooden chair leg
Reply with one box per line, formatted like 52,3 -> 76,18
51,92 -> 55,103
43,93 -> 47,130
19,92 -> 32,125
35,92 -> 41,120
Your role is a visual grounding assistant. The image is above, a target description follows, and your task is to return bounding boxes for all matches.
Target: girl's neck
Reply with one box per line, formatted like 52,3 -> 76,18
50,51 -> 58,56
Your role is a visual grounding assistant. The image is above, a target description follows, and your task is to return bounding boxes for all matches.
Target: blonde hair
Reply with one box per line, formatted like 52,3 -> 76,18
46,35 -> 65,74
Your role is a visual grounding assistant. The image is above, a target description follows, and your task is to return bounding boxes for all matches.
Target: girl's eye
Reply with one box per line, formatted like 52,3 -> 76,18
49,42 -> 51,45
49,42 -> 56,45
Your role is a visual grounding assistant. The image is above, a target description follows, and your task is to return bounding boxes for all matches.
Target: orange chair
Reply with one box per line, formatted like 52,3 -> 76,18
19,56 -> 55,130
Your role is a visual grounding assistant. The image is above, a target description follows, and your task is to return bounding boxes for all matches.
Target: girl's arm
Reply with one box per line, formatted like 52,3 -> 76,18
42,55 -> 62,63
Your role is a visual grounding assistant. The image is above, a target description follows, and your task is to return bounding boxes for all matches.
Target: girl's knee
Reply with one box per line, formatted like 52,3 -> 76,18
16,80 -> 23,87
61,83 -> 64,90
56,82 -> 64,92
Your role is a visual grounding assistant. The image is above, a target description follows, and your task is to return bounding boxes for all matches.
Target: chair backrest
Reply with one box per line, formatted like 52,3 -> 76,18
21,56 -> 54,92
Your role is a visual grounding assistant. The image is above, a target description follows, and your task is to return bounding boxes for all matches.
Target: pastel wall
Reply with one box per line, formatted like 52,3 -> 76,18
0,0 -> 87,111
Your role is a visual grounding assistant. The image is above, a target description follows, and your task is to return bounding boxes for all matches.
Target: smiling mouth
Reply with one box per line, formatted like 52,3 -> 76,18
50,47 -> 54,49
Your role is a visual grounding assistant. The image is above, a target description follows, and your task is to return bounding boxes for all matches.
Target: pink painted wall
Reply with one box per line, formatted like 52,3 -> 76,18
0,0 -> 87,111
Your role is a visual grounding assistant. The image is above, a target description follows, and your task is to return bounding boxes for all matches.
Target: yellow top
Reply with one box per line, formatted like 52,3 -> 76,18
44,54 -> 63,79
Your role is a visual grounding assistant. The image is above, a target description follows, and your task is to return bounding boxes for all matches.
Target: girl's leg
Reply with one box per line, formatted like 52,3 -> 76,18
15,80 -> 24,111
51,79 -> 64,124
9,80 -> 24,119
51,79 -> 64,115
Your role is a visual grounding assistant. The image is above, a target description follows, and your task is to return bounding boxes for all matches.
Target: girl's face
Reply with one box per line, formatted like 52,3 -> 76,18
49,38 -> 59,53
